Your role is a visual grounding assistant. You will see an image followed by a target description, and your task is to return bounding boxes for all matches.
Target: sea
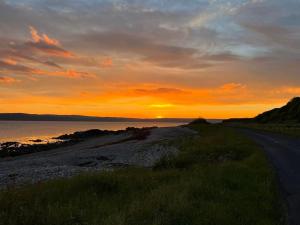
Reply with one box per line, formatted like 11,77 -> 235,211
0,121 -> 187,144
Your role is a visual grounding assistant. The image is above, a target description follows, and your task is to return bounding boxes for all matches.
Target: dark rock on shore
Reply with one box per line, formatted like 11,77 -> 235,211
0,127 -> 155,158
30,139 -> 43,143
0,140 -> 79,158
55,127 -> 155,141
55,129 -> 117,140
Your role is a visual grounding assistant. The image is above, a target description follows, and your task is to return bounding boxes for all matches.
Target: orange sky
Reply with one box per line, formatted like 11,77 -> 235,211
0,0 -> 299,119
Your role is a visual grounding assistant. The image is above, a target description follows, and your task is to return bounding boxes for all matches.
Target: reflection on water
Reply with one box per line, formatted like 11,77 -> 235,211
0,121 -> 186,144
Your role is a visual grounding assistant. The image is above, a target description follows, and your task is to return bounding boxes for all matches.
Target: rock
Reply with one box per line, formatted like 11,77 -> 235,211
30,139 -> 43,143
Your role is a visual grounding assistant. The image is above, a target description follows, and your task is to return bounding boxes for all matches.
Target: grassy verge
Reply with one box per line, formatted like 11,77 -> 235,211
0,125 -> 283,225
229,123 -> 300,138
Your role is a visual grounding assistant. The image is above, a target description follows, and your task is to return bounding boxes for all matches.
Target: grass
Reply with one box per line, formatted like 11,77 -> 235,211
231,123 -> 300,138
0,124 -> 283,225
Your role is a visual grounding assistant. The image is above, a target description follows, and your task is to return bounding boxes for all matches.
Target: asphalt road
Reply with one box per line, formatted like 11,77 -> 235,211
240,128 -> 300,225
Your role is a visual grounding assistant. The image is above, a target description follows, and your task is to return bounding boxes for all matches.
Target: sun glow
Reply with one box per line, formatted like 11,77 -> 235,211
150,104 -> 175,108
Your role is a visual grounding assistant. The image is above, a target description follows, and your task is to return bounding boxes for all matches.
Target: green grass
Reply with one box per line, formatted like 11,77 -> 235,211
0,125 -> 283,225
233,123 -> 300,138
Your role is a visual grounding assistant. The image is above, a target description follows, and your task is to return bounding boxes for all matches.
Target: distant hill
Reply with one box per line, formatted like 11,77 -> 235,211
255,97 -> 300,123
222,118 -> 253,123
189,118 -> 210,125
223,97 -> 300,124
0,113 -> 194,123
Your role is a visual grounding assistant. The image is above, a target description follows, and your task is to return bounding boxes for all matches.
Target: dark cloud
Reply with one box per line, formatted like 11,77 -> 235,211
200,52 -> 240,61
0,47 -> 64,69
43,61 -> 62,69
241,23 -> 300,51
0,32 -> 95,79
135,87 -> 186,95
75,31 -> 228,69
0,60 -> 35,73
0,76 -> 19,84
24,41 -> 74,57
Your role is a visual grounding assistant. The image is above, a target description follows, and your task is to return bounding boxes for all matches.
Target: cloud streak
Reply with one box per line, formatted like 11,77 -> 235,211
0,76 -> 19,84
76,31 -> 239,69
29,26 -> 60,46
0,27 -> 97,79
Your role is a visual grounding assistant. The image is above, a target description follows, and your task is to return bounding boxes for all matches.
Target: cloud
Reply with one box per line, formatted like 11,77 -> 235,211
0,76 -> 19,84
221,83 -> 246,91
0,48 -> 64,69
131,83 -> 252,106
2,58 -> 17,65
76,31 -> 215,69
43,61 -> 62,69
0,59 -> 91,79
241,23 -> 300,51
73,82 -> 282,108
135,87 -> 186,95
202,52 -> 240,61
188,0 -> 265,28
26,27 -> 74,57
100,57 -> 113,68
25,41 -> 74,58
0,59 -> 36,73
34,69 -> 95,79
62,70 -> 95,79
0,28 -> 72,68
0,27 -> 74,61
30,26 -> 42,43
0,27 -> 96,79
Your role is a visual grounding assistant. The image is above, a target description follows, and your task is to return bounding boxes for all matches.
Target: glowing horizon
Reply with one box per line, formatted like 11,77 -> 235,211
0,0 -> 299,119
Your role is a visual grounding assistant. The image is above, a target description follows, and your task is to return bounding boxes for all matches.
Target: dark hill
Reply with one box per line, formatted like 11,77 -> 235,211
255,97 -> 300,123
0,113 -> 193,123
189,118 -> 210,125
223,97 -> 300,124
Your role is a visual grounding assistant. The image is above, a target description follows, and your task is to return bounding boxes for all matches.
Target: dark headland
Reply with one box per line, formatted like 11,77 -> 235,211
0,113 -> 194,123
224,97 -> 300,124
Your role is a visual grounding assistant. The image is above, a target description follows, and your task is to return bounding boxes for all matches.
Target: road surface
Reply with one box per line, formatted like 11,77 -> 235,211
240,128 -> 300,225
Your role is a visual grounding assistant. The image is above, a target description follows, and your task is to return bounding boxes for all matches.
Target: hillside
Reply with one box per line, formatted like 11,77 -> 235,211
255,97 -> 300,123
223,97 -> 300,124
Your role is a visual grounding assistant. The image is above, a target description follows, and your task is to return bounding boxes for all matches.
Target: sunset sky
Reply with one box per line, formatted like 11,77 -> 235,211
0,0 -> 299,119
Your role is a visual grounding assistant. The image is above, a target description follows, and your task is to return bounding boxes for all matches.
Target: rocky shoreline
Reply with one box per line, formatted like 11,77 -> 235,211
0,127 -> 154,158
0,126 -> 197,188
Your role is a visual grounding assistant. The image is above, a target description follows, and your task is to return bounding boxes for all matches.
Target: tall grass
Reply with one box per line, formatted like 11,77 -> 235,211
0,125 -> 283,225
233,123 -> 300,137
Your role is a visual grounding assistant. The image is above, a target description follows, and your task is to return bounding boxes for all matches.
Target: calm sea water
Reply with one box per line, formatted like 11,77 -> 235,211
0,121 -> 186,144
